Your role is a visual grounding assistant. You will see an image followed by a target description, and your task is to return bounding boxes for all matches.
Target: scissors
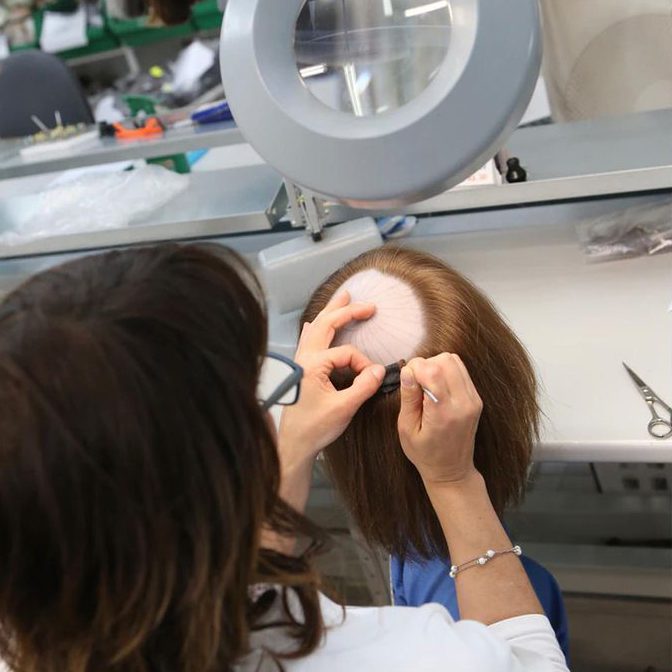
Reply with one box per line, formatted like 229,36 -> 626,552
623,363 -> 672,439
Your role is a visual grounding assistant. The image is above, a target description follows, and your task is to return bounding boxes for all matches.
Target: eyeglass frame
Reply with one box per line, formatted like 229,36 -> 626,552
259,352 -> 304,411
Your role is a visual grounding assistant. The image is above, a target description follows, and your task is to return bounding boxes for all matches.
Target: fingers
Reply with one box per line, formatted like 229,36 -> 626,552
397,353 -> 482,486
305,304 -> 376,351
401,354 -> 481,427
451,354 -> 483,408
337,364 -> 385,412
320,345 -> 375,374
409,354 -> 467,403
324,290 -> 351,311
398,363 -> 424,438
409,359 -> 445,402
298,295 -> 376,354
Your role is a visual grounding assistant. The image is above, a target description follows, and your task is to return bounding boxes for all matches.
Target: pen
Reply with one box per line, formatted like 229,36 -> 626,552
422,386 -> 439,404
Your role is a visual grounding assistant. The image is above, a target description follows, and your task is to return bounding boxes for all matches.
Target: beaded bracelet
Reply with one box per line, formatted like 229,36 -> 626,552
449,545 -> 522,578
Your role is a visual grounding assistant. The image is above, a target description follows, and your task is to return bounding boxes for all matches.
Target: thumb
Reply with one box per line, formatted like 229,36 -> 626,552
398,365 -> 423,437
338,364 -> 385,411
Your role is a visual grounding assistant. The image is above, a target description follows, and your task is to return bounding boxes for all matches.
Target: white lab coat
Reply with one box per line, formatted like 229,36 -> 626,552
236,591 -> 570,672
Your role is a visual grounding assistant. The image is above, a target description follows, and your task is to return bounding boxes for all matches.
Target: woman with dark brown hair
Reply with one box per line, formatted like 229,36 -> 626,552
0,242 -> 568,672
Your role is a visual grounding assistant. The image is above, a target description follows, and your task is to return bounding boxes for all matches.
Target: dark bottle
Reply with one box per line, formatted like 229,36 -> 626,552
506,157 -> 528,183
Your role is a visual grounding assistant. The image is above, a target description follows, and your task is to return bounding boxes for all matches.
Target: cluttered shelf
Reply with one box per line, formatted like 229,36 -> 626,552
2,109 -> 671,200
0,119 -> 243,180
1,6 -> 240,180
0,0 -> 222,60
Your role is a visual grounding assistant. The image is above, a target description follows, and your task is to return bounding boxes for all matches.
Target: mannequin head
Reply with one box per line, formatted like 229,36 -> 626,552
302,246 -> 539,559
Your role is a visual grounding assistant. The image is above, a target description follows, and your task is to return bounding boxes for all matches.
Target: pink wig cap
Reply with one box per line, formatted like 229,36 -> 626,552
332,269 -> 426,365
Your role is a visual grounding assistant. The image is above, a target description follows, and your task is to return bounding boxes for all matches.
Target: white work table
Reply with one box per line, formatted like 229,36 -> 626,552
406,223 -> 672,463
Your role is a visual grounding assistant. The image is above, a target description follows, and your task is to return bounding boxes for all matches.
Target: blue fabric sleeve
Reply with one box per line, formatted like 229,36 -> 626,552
390,552 -> 570,664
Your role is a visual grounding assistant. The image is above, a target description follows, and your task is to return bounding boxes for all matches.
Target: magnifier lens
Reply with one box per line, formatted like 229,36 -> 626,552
295,0 -> 453,117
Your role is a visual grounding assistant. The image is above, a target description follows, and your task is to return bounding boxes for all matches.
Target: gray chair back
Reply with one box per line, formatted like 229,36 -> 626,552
0,50 -> 94,138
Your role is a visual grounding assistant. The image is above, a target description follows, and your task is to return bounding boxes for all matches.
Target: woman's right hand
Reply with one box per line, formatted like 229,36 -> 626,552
397,354 -> 483,487
399,355 -> 547,628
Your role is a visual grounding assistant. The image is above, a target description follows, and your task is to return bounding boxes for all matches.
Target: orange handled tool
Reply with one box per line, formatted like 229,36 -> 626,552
110,117 -> 165,140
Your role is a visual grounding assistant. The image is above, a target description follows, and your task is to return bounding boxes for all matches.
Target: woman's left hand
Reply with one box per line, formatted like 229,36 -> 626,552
278,291 -> 385,463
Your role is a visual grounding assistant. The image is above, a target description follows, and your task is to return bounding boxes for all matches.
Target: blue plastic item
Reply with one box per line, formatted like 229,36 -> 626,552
186,148 -> 208,166
376,215 -> 417,240
191,101 -> 234,125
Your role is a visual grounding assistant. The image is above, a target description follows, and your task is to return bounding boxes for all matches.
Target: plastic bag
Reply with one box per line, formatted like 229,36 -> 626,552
576,197 -> 672,262
0,165 -> 189,248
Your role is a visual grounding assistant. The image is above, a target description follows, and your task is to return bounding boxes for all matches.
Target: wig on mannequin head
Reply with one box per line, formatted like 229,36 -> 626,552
302,246 -> 539,560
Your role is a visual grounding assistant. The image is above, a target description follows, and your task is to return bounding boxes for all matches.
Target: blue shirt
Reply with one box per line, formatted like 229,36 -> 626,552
391,553 -> 570,663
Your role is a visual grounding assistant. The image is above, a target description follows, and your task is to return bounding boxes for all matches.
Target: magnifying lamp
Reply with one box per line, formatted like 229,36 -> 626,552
219,0 -> 542,353
220,0 -> 541,209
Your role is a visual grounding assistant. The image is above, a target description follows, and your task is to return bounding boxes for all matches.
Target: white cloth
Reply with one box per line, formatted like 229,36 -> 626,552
236,592 -> 569,672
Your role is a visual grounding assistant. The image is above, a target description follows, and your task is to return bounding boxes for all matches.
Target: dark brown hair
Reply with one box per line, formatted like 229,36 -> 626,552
0,243 -> 325,672
302,246 -> 539,559
147,0 -> 196,25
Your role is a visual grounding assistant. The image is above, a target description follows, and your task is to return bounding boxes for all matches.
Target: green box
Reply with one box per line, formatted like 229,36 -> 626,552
107,14 -> 193,47
42,0 -> 78,12
191,0 -> 223,31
